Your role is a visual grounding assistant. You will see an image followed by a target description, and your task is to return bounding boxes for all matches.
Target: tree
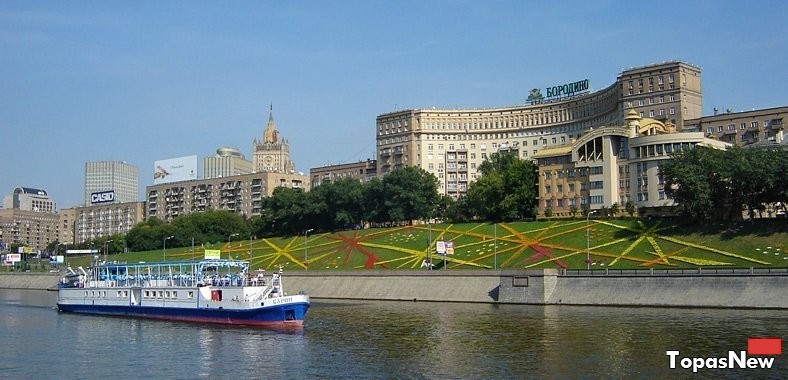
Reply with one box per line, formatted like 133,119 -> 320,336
625,201 -> 636,217
464,151 -> 538,221
610,203 -> 620,217
380,167 -> 440,224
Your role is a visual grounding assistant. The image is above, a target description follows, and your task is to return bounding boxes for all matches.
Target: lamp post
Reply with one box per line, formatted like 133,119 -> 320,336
304,229 -> 314,270
586,210 -> 597,271
227,233 -> 239,260
163,235 -> 174,262
104,239 -> 113,262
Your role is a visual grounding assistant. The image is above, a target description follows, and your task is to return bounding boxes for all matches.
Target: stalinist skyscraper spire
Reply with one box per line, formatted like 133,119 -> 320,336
252,104 -> 296,173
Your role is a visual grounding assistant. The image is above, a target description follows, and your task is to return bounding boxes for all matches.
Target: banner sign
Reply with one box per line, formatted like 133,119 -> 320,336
205,249 -> 221,260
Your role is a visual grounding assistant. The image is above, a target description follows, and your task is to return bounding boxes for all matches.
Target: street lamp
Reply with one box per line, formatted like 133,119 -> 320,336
228,233 -> 239,260
163,235 -> 174,262
104,239 -> 113,262
304,229 -> 314,270
586,210 -> 597,271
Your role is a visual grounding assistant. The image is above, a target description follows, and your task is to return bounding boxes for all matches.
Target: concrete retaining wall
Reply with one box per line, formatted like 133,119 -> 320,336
0,273 -> 60,290
285,270 -> 502,303
499,270 -> 788,309
4,270 -> 786,308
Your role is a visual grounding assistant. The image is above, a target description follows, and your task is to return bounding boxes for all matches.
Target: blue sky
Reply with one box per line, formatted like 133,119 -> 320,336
2,1 -> 787,208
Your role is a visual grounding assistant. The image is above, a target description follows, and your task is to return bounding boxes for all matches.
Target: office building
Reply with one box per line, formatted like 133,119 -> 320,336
84,161 -> 139,205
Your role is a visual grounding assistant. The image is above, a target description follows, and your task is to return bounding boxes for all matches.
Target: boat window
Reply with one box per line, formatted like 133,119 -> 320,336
144,291 -> 150,298
102,291 -> 106,298
117,291 -> 122,298
188,291 -> 194,299
165,291 -> 171,298
124,291 -> 129,297
173,291 -> 178,298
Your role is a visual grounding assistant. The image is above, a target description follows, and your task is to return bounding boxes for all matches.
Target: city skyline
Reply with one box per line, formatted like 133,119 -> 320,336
3,1 -> 788,208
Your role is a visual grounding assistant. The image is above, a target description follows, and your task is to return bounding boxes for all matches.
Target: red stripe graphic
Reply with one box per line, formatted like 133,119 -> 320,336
748,338 -> 782,355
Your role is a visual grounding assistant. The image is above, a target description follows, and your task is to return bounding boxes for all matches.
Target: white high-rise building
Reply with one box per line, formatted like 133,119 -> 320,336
84,161 -> 139,205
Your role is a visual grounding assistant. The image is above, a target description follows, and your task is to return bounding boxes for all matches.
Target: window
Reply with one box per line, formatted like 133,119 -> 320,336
706,127 -> 714,134
649,110 -> 655,117
717,126 -> 723,132
545,185 -> 551,194
740,123 -> 747,130
670,107 -> 675,115
727,124 -> 735,131
590,166 -> 603,175
751,121 -> 759,128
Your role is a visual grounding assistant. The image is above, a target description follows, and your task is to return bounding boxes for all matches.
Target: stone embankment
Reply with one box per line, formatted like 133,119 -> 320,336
0,272 -> 60,290
3,268 -> 786,309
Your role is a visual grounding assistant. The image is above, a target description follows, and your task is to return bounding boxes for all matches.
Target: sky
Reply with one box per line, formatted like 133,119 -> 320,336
2,1 -> 787,208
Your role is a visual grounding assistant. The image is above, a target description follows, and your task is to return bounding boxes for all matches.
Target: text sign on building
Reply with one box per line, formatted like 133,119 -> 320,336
546,79 -> 590,98
528,79 -> 591,104
90,190 -> 116,205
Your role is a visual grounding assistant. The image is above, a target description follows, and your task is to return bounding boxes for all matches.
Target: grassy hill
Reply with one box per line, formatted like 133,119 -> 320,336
63,218 -> 787,271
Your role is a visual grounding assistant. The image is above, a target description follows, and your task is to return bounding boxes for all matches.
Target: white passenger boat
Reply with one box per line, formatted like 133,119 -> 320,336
56,259 -> 309,327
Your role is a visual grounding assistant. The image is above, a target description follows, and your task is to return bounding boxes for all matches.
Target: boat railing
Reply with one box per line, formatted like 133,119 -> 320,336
64,272 -> 279,290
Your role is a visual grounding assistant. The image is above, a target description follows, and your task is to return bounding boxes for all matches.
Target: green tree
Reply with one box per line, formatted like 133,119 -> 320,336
625,201 -> 636,217
464,151 -> 537,221
380,167 -> 440,224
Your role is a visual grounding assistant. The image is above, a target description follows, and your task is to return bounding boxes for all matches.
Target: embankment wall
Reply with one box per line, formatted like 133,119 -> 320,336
3,270 -> 786,309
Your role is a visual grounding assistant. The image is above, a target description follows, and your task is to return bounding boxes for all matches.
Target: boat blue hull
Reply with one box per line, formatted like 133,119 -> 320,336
57,302 -> 309,328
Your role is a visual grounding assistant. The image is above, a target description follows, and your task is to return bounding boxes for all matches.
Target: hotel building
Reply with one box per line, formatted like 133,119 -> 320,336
375,61 -> 704,202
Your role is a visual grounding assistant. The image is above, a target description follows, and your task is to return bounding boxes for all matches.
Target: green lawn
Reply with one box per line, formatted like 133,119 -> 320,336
62,218 -> 787,271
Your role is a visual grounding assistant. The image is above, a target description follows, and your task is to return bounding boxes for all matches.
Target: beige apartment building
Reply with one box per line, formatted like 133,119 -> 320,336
376,62 -> 703,199
146,172 -> 308,222
683,106 -> 786,146
0,209 -> 60,252
310,159 -> 377,189
60,202 -> 145,244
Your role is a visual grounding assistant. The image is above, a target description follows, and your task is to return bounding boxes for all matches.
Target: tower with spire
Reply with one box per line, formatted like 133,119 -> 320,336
252,105 -> 297,174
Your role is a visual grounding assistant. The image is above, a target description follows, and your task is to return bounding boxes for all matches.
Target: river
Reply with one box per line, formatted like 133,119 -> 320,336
0,289 -> 784,379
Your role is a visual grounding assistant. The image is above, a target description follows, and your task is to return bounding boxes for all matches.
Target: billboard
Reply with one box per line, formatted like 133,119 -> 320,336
153,155 -> 198,184
90,190 -> 116,205
205,249 -> 221,260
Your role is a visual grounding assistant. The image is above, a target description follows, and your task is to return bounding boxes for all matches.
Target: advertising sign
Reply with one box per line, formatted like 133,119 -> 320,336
153,155 -> 198,184
6,253 -> 21,263
205,249 -> 221,260
445,241 -> 454,255
90,190 -> 116,205
436,240 -> 446,255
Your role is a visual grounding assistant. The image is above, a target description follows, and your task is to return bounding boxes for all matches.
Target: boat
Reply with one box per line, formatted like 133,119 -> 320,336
56,258 -> 309,328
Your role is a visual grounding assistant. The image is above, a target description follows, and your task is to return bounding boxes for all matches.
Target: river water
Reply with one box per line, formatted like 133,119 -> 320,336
0,289 -> 785,379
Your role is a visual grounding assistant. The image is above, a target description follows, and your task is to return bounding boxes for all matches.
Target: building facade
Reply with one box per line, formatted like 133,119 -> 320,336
3,187 -> 57,212
84,161 -> 139,205
375,61 -> 703,198
310,159 -> 377,189
62,202 -> 145,244
146,172 -> 309,222
533,110 -> 730,216
0,187 -> 59,250
683,106 -> 786,146
203,147 -> 253,179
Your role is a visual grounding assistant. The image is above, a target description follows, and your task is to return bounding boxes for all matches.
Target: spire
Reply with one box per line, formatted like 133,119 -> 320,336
263,103 -> 279,144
